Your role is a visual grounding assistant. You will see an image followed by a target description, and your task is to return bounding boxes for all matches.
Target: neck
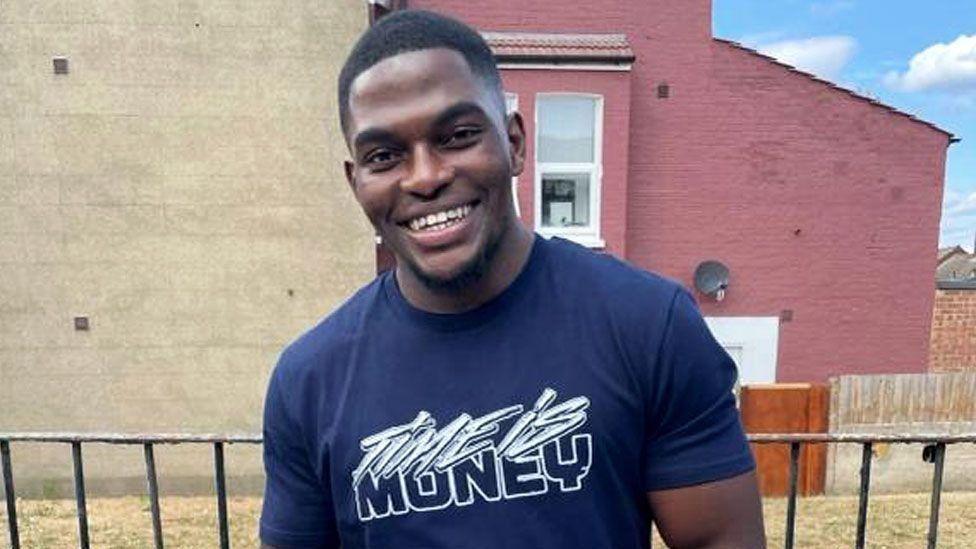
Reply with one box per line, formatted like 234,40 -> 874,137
396,224 -> 535,314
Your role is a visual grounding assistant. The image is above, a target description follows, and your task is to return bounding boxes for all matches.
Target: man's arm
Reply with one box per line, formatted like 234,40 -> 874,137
260,354 -> 342,548
638,287 -> 765,548
648,470 -> 765,549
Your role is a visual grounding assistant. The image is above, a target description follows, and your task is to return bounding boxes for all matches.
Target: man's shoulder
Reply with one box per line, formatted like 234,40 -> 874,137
540,237 -> 692,379
543,236 -> 684,316
274,274 -> 387,381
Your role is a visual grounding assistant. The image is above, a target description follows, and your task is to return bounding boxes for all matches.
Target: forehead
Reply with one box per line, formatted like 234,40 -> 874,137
346,48 -> 491,136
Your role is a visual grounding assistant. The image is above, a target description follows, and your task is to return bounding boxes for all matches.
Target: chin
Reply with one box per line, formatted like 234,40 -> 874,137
407,251 -> 489,292
389,215 -> 508,292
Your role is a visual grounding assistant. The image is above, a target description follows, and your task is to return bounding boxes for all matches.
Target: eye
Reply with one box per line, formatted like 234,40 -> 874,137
441,126 -> 482,148
363,148 -> 402,172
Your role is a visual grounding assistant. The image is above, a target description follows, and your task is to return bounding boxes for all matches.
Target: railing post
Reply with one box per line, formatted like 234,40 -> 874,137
213,442 -> 230,549
785,441 -> 800,549
1,440 -> 20,549
144,443 -> 164,549
71,441 -> 91,549
855,442 -> 872,549
926,443 -> 946,549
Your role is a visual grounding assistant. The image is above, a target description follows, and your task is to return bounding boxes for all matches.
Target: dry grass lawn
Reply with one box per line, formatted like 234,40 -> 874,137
1,492 -> 974,547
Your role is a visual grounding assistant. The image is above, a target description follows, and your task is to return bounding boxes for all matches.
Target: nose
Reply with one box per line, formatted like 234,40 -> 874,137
402,144 -> 452,198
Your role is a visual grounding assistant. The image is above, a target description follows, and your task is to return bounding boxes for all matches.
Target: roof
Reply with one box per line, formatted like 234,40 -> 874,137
938,279 -> 976,290
482,32 -> 635,64
713,38 -> 955,140
938,246 -> 967,265
937,250 -> 976,282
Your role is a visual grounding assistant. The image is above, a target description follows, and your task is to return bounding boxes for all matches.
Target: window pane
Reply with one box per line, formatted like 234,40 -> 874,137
538,96 -> 596,163
541,172 -> 590,228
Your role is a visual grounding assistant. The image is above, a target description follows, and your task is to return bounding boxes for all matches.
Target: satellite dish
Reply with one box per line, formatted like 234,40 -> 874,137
694,260 -> 730,301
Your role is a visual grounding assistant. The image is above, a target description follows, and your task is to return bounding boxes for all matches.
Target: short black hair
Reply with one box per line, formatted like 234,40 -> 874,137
337,9 -> 504,136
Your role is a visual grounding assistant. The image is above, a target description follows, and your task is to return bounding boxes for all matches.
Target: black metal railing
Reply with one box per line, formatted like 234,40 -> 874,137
749,433 -> 976,549
0,432 -> 973,549
0,433 -> 260,549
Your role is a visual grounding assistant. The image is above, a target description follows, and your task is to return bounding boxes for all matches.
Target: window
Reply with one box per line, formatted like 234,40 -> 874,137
505,92 -> 521,218
535,94 -> 603,247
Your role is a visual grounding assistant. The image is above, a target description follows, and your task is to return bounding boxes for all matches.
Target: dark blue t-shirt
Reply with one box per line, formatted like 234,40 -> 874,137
260,236 -> 754,548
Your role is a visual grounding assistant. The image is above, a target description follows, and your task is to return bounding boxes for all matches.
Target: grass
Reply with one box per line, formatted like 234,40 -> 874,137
2,492 -> 975,547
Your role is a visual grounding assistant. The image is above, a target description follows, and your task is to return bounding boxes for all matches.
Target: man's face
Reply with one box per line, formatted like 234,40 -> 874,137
344,48 -> 525,288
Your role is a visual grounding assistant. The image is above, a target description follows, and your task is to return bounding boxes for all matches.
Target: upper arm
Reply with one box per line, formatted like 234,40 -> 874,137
647,470 -> 765,548
639,287 -> 763,545
260,357 -> 341,549
641,287 -> 755,491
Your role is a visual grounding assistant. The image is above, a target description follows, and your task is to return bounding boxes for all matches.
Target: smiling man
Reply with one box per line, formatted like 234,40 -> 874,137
259,9 -> 765,549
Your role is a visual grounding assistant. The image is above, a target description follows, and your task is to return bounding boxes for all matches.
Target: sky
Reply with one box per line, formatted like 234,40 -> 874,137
713,0 -> 976,251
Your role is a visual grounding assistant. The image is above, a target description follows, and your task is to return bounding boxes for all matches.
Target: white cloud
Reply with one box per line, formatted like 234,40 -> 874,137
940,188 -> 976,250
883,34 -> 976,92
758,36 -> 858,81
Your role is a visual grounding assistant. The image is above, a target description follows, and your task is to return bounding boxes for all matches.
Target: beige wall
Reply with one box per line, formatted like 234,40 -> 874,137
0,0 -> 372,497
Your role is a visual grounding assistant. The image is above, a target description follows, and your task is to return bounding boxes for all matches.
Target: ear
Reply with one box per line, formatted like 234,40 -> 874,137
344,159 -> 356,192
506,111 -> 527,177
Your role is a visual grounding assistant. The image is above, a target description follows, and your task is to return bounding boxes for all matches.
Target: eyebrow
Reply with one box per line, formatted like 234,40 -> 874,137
352,127 -> 397,152
351,101 -> 489,152
431,101 -> 488,128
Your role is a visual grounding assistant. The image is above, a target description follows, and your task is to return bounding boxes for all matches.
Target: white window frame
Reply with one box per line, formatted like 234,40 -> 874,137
533,93 -> 604,248
504,92 -> 521,218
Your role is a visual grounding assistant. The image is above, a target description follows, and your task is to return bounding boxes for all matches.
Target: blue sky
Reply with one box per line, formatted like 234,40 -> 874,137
713,0 -> 976,251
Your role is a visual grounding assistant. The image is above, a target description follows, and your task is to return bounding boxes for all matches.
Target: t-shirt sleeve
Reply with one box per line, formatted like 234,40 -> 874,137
641,287 -> 755,491
260,356 -> 341,548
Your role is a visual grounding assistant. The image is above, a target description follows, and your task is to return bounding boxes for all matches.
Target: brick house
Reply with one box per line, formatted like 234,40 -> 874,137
937,245 -> 976,281
374,0 -> 955,383
930,246 -> 976,372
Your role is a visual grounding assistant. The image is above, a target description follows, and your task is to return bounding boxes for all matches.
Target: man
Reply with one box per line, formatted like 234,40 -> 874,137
260,9 -> 765,549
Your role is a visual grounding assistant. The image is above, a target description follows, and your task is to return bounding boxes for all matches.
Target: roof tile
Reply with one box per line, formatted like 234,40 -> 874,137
482,32 -> 635,63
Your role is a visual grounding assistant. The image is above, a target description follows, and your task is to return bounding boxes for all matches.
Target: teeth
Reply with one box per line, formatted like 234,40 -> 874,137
406,204 -> 474,232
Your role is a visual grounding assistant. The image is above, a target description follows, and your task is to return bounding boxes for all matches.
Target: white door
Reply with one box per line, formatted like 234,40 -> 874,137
703,317 -> 779,385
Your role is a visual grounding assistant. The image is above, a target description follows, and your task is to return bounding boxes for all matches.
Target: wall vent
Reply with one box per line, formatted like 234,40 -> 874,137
53,57 -> 69,75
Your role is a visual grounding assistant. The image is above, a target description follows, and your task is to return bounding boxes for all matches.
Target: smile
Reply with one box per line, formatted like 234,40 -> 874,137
405,202 -> 476,232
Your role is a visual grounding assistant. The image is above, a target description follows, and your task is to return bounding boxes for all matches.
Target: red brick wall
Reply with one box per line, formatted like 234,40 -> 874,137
929,289 -> 976,371
413,0 -> 951,382
647,41 -> 950,383
410,0 -> 713,45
